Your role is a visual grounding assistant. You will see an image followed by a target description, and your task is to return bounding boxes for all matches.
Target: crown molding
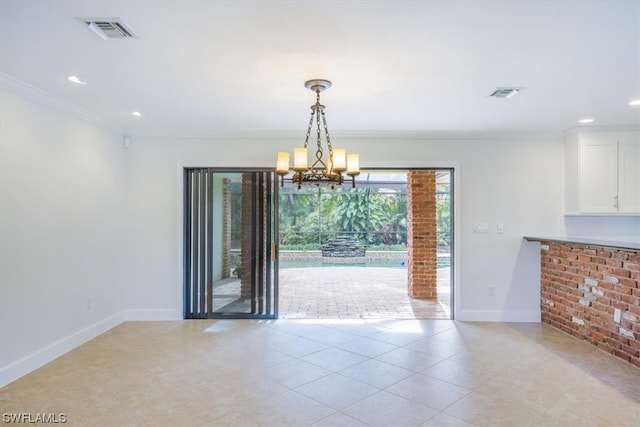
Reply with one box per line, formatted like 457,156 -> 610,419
564,125 -> 640,136
0,72 -> 122,134
329,130 -> 564,141
131,129 -> 565,141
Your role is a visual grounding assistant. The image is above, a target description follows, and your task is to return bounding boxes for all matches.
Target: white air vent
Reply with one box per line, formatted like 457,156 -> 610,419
79,18 -> 136,39
489,87 -> 524,99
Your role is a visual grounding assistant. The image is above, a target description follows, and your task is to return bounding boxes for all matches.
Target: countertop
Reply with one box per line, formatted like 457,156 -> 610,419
523,236 -> 640,251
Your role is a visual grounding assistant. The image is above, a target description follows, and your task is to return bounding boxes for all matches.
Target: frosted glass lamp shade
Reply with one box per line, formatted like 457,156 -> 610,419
294,148 -> 308,171
347,153 -> 360,176
276,152 -> 290,175
331,148 -> 346,172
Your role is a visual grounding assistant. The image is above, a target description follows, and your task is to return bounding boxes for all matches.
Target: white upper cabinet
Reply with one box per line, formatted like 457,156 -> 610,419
579,135 -> 619,213
565,129 -> 640,215
618,136 -> 640,213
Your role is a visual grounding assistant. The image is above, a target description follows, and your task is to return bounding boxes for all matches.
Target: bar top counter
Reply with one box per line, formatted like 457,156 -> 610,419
524,236 -> 640,251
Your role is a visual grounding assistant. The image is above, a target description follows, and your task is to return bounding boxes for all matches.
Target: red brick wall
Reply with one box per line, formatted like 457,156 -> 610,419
540,241 -> 640,367
407,170 -> 437,298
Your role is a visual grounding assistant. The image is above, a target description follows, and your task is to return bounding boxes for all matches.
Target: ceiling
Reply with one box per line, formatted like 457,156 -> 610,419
1,0 -> 639,138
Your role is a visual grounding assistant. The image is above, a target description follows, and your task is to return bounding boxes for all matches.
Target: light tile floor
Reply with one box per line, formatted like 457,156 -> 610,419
2,319 -> 639,426
279,267 -> 451,319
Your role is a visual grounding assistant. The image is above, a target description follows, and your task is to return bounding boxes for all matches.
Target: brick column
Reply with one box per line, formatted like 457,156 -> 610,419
407,170 -> 438,298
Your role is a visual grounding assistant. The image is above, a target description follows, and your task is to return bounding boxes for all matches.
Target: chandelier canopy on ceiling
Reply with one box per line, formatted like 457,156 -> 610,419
276,79 -> 360,189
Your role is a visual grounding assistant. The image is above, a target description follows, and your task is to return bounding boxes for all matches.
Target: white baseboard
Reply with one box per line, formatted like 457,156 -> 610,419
0,309 -> 183,387
0,312 -> 125,388
457,310 -> 541,322
123,309 -> 181,321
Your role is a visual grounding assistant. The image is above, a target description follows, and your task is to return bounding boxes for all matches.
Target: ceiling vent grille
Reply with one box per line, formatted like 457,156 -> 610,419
489,87 -> 524,99
79,18 -> 136,39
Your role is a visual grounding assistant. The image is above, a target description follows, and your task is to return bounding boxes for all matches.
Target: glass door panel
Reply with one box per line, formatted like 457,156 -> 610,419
184,169 -> 278,319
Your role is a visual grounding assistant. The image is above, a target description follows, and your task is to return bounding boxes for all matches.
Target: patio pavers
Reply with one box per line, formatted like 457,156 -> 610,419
279,267 -> 451,319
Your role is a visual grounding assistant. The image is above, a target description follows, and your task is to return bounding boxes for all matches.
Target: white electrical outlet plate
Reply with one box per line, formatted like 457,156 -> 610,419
497,223 -> 504,234
614,308 -> 621,323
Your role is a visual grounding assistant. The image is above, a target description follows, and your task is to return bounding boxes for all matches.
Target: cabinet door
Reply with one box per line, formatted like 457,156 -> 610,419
618,136 -> 640,213
579,137 -> 618,213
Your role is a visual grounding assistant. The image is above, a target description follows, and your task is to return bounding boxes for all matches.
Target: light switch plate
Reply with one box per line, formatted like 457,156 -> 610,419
472,223 -> 490,233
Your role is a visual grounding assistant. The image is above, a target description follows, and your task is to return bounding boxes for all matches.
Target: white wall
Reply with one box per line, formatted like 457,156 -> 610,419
564,215 -> 640,242
124,141 -> 308,318
0,88 -> 126,386
124,134 -> 567,322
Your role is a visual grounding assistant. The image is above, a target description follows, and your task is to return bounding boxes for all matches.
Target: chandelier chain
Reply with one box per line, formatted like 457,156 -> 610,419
303,111 -> 314,149
315,101 -> 323,161
321,110 -> 332,155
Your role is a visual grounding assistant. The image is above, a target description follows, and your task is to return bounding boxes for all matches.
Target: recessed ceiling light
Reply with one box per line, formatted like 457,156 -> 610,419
629,99 -> 640,106
67,75 -> 87,85
132,111 -> 142,117
578,118 -> 594,124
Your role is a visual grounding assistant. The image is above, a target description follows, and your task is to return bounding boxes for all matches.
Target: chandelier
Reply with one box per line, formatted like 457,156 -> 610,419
276,79 -> 360,189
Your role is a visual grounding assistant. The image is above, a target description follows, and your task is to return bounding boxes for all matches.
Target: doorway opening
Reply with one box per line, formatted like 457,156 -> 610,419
277,169 -> 453,319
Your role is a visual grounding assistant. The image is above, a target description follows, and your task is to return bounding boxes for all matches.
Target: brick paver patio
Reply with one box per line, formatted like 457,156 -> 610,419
279,266 -> 451,319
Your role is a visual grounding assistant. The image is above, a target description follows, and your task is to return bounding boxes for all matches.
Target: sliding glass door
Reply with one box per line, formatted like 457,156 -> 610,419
184,169 -> 278,319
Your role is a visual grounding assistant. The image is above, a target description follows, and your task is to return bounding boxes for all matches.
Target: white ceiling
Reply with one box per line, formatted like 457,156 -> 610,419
1,0 -> 639,138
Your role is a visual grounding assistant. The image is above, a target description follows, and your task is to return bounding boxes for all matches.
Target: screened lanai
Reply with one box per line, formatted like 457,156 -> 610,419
278,171 -> 452,319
